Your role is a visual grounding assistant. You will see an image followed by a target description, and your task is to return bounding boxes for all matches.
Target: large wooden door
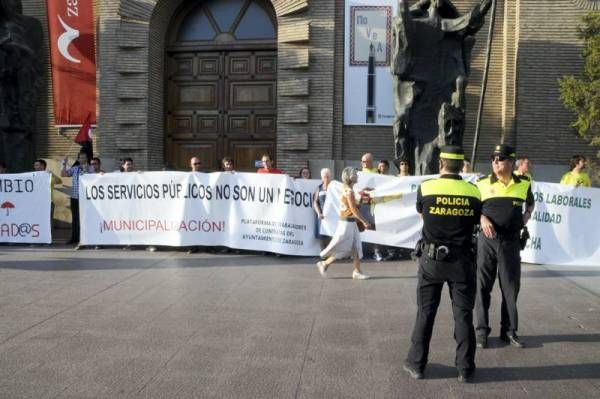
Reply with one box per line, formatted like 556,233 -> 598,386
166,50 -> 277,171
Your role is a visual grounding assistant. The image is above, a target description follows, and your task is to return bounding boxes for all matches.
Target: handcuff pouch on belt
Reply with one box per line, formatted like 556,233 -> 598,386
412,240 -> 451,261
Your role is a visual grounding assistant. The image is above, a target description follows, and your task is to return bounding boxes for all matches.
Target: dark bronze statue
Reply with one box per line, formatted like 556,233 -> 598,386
0,0 -> 44,171
391,0 -> 492,175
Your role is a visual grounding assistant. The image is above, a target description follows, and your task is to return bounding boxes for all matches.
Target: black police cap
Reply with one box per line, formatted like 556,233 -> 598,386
492,144 -> 516,159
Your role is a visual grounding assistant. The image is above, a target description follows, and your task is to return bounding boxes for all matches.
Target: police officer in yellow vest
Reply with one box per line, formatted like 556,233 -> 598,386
404,146 -> 482,383
475,144 -> 535,349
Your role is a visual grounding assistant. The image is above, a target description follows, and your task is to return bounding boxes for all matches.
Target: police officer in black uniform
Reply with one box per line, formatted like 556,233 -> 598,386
404,146 -> 482,383
475,144 -> 535,349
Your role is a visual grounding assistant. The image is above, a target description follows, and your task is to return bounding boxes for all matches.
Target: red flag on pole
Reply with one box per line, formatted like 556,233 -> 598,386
74,113 -> 92,144
46,0 -> 97,125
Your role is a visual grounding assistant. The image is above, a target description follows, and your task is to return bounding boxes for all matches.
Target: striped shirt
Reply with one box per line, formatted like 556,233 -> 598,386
66,165 -> 94,199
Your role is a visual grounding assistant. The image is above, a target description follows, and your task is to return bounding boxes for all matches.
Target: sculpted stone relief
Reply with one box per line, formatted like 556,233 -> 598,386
391,0 -> 492,175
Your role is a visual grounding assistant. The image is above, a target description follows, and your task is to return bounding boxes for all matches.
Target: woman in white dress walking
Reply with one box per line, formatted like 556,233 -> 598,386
317,167 -> 371,280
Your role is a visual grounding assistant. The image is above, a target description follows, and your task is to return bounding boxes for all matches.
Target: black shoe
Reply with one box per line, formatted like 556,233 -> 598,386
500,332 -> 524,348
476,335 -> 488,349
457,371 -> 474,383
403,361 -> 424,380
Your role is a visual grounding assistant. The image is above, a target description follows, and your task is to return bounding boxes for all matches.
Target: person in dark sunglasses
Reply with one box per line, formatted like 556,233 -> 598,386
474,144 -> 535,350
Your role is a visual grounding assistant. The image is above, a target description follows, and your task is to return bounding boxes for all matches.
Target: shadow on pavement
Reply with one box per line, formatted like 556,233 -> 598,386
472,334 -> 600,350
521,333 -> 600,348
0,248 -> 420,272
0,254 -> 313,271
423,362 -> 600,382
475,363 -> 600,382
523,269 -> 600,278
326,276 -> 415,280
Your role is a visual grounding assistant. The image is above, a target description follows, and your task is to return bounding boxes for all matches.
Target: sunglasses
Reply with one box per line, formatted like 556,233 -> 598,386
193,162 -> 201,166
491,156 -> 509,162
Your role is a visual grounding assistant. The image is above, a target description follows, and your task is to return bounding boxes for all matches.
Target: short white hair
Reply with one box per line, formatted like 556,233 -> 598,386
320,168 -> 332,178
341,167 -> 358,185
515,158 -> 529,167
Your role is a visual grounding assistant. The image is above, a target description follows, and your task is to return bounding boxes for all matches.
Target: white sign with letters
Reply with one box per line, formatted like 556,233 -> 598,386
79,172 -> 321,256
0,172 -> 51,244
322,174 -> 600,267
521,182 -> 600,266
78,171 -> 600,266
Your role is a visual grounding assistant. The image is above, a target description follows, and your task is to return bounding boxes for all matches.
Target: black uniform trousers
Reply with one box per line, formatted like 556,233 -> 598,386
70,198 -> 80,244
406,251 -> 477,374
475,234 -> 521,337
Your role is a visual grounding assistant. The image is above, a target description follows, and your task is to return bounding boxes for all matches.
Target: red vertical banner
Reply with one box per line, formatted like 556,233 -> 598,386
46,0 -> 97,125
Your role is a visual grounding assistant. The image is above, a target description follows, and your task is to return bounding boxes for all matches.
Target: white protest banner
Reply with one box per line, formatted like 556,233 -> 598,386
322,173 -> 600,266
320,172 -> 479,249
321,173 -> 421,248
79,172 -> 321,256
0,172 -> 51,244
521,182 -> 600,266
344,0 -> 396,126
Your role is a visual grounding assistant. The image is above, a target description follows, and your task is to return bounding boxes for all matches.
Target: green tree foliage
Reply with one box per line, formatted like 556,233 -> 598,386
559,12 -> 600,151
559,12 -> 600,184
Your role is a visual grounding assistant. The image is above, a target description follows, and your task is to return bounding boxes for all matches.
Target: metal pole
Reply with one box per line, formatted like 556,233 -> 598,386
471,0 -> 497,168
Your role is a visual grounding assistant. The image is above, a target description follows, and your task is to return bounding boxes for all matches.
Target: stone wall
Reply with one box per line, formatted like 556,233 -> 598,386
515,0 -> 597,165
21,0 -> 600,181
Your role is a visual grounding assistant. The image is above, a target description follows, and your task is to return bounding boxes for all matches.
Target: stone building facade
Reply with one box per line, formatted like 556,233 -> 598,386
22,0 -> 600,181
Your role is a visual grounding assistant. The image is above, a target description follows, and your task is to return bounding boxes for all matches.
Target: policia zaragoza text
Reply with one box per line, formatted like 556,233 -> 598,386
428,196 -> 476,216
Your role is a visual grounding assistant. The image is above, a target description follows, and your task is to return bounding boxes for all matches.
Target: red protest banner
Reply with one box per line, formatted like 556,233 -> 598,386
46,0 -> 97,125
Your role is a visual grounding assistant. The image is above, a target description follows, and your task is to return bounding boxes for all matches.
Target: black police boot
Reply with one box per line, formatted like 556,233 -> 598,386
500,332 -> 524,348
403,361 -> 424,380
476,335 -> 488,349
457,370 -> 474,383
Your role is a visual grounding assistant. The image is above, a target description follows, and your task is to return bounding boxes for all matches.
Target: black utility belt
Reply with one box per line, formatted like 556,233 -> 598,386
342,217 -> 357,222
421,242 -> 451,261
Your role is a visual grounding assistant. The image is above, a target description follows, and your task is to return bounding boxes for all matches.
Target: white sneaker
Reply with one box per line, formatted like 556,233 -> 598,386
317,261 -> 327,278
373,249 -> 383,262
352,271 -> 370,280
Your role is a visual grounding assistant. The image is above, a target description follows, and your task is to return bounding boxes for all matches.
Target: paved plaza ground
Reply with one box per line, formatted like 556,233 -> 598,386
1,246 -> 600,398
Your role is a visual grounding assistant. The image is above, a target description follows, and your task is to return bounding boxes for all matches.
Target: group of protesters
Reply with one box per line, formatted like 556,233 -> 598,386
0,150 -> 593,252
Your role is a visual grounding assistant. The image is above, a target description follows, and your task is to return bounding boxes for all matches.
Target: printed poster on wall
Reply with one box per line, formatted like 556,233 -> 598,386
344,0 -> 396,126
0,172 -> 51,244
